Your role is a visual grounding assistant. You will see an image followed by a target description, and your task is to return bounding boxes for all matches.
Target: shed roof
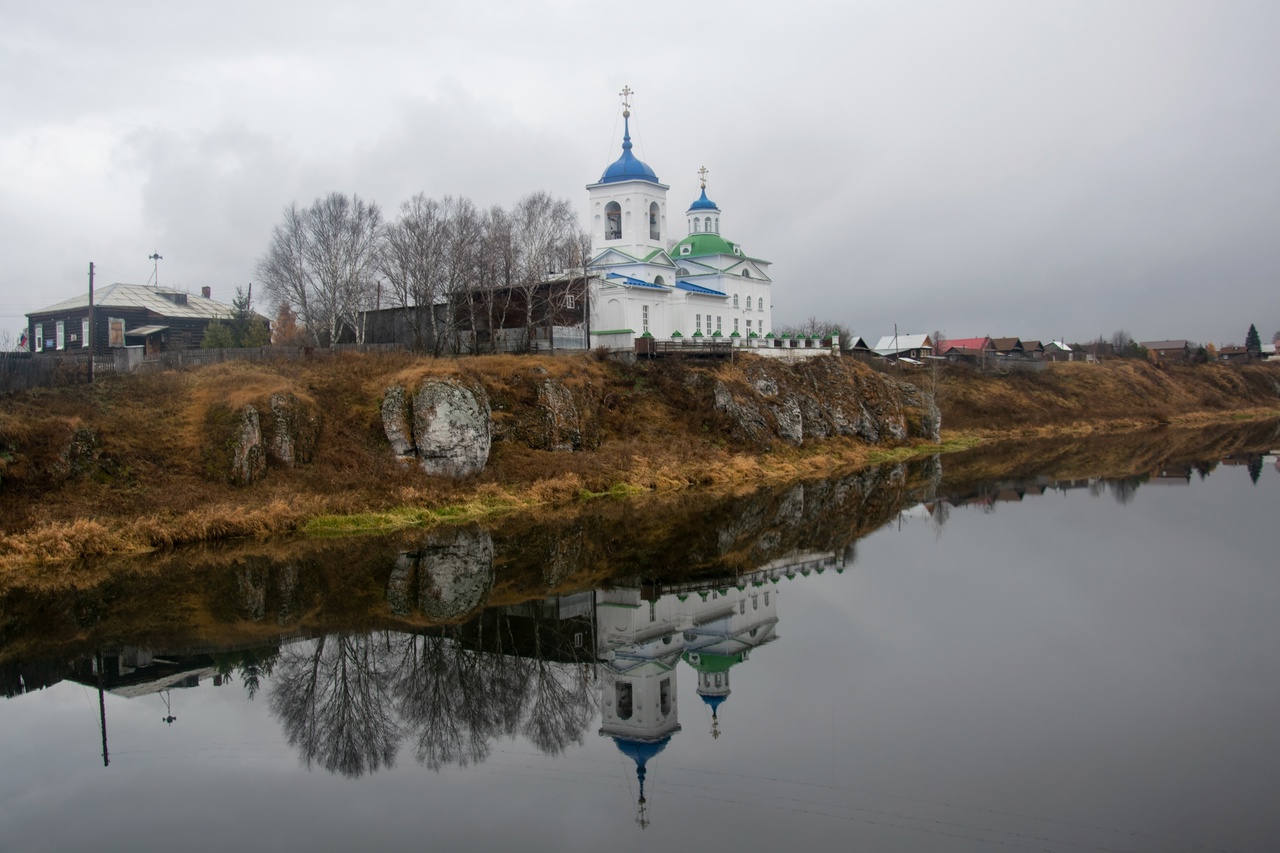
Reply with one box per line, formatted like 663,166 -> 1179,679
1140,339 -> 1192,350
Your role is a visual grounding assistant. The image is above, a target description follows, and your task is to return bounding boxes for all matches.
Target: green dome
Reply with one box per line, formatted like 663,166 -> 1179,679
672,232 -> 738,258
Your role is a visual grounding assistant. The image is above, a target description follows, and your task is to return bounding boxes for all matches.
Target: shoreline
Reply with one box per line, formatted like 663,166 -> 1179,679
3,403 -> 1276,573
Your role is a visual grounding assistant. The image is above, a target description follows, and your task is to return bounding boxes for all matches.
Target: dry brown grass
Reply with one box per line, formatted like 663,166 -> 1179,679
0,353 -> 1276,570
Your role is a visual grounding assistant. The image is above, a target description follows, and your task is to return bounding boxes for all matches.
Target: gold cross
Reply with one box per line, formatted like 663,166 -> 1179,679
620,85 -> 633,115
698,165 -> 709,189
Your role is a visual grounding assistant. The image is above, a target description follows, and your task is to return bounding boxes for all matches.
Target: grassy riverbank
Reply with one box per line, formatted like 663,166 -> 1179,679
1,353 -> 1277,570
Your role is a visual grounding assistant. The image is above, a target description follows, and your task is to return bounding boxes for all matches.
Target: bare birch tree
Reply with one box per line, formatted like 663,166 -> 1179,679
381,193 -> 448,351
256,192 -> 383,348
512,191 -> 578,350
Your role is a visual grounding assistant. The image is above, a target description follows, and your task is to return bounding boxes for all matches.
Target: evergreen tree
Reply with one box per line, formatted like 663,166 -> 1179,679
201,320 -> 235,349
1245,323 -> 1261,357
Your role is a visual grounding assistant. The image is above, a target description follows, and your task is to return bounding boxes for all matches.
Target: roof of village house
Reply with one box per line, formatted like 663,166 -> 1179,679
1021,340 -> 1043,351
1045,340 -> 1072,351
941,336 -> 993,351
990,337 -> 1023,352
873,333 -> 932,355
28,283 -> 237,321
1140,339 -> 1192,350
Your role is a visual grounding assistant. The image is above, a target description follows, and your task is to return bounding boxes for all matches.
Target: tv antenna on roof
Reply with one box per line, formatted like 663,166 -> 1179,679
148,252 -> 163,288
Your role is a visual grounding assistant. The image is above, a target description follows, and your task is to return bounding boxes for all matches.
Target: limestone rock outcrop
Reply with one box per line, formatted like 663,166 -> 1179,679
382,379 -> 492,477
707,357 -> 939,448
265,393 -> 321,467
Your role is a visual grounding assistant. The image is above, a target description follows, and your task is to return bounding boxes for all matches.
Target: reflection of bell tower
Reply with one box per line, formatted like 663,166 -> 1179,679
686,652 -> 738,739
599,659 -> 681,828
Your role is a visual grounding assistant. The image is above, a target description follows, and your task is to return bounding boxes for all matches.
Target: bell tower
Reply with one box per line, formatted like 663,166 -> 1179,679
586,86 -> 669,260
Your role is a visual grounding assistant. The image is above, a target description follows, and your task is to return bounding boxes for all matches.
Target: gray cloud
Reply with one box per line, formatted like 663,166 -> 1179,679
3,0 -> 1278,347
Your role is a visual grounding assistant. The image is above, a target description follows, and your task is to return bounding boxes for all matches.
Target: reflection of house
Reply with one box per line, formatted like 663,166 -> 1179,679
26,284 -> 253,356
66,647 -> 221,698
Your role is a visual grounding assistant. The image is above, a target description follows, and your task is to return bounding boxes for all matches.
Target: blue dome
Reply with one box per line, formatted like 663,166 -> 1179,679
700,693 -> 727,714
599,114 -> 660,184
688,188 -> 719,211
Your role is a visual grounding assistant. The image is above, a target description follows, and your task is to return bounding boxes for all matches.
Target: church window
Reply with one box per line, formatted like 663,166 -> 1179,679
653,275 -> 665,286
714,216 -> 719,232
716,316 -> 722,333
742,269 -> 751,278
659,679 -> 671,716
642,305 -> 649,333
733,246 -> 742,255
752,594 -> 758,610
677,267 -> 689,276
649,202 -> 660,240
704,216 -> 711,232
696,314 -> 702,333
746,296 -> 752,310
680,245 -> 691,256
739,600 -> 746,615
764,592 -> 770,606
649,601 -> 656,622
714,674 -> 722,688
746,319 -> 752,333
733,294 -> 739,308
605,202 -> 621,240
734,318 -> 739,334
616,683 -> 633,720
693,218 -> 700,233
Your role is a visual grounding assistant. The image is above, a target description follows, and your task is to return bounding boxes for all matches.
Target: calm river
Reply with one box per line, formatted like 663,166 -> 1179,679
2,423 -> 1278,852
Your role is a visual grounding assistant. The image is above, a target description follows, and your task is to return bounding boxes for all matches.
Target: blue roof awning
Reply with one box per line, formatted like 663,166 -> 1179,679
606,273 -> 669,289
675,280 -> 727,297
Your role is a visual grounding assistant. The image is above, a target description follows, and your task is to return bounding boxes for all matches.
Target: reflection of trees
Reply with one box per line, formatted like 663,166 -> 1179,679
270,634 -> 401,778
269,618 -> 597,777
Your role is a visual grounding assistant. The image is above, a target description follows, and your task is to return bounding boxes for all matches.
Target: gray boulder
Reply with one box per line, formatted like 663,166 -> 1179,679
412,380 -> 492,478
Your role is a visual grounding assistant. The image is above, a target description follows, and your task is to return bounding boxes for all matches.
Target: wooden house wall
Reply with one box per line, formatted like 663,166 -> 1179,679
28,306 -> 222,355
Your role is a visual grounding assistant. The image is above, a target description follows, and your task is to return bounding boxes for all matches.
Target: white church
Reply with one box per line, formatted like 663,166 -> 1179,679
586,88 -> 778,349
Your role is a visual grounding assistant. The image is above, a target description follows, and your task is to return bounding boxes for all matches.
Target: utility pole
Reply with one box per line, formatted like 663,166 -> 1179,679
87,262 -> 95,384
96,649 -> 109,767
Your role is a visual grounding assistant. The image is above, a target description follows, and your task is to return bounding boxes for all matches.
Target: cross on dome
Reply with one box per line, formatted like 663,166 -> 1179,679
698,165 -> 709,189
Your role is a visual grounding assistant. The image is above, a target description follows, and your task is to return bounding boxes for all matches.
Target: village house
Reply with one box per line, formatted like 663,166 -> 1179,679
873,333 -> 933,361
26,284 -> 250,357
1140,339 -> 1193,362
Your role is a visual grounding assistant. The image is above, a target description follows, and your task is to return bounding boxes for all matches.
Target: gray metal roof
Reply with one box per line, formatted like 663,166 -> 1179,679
29,283 -> 238,320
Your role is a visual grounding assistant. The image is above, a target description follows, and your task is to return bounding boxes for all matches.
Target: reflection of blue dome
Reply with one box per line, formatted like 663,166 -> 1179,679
701,693 -> 727,714
599,115 -> 660,184
612,735 -> 672,769
689,188 -> 719,211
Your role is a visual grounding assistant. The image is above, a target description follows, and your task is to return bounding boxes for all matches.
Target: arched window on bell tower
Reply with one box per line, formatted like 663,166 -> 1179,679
649,202 -> 660,240
605,202 -> 621,241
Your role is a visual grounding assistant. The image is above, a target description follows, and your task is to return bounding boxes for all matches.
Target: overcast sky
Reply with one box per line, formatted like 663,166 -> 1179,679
2,0 -> 1277,347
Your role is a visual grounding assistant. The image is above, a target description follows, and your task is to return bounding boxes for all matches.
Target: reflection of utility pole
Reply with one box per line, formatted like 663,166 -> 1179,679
96,650 -> 109,767
161,689 -> 177,725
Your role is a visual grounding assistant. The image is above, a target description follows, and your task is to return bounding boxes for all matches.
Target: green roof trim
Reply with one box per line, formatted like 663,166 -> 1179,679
692,330 -> 704,337
671,330 -> 683,338
594,329 -> 635,336
670,232 -> 739,258
682,651 -> 745,673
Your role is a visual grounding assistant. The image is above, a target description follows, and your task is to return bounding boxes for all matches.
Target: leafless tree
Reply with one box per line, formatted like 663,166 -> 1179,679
512,191 -> 578,349
256,192 -> 383,348
380,193 -> 448,350
269,634 -> 401,778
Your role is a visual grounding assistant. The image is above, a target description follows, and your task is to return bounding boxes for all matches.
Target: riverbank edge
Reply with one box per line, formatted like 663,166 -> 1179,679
3,403 -> 1277,574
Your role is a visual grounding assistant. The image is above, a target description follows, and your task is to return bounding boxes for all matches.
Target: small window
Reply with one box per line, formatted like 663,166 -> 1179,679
34,323 -> 43,352
109,318 -> 125,348
733,246 -> 741,255
677,267 -> 689,275
81,318 -> 90,348
746,296 -> 752,310
696,314 -> 702,333
680,245 -> 691,256
704,216 -> 711,232
649,202 -> 660,240
693,218 -> 700,233
55,321 -> 65,350
653,275 -> 665,286
605,202 -> 622,240
746,319 -> 752,332
659,678 -> 672,716
733,294 -> 739,308
565,293 -> 575,309
734,318 -> 740,333
642,305 -> 649,333
716,316 -> 722,333
742,269 -> 751,278
616,682 -> 633,720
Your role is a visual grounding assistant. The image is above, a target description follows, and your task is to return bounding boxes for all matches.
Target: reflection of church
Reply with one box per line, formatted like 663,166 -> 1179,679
595,573 -> 789,826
